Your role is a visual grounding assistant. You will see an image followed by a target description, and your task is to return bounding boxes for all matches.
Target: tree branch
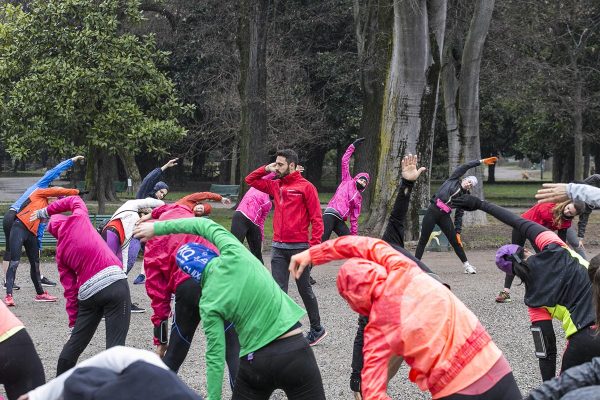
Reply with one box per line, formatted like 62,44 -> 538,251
140,1 -> 177,31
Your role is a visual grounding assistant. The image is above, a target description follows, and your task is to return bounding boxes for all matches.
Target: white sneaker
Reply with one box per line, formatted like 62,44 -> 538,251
463,262 -> 477,274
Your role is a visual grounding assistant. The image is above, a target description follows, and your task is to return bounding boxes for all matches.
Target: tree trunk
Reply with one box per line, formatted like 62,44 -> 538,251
117,149 -> 142,191
583,143 -> 590,178
85,148 -> 118,214
365,0 -> 446,240
487,162 -> 496,183
192,150 -> 206,177
304,146 -> 327,189
352,0 -> 393,211
237,0 -> 269,198
456,0 -> 494,226
573,78 -> 584,181
230,139 -> 239,184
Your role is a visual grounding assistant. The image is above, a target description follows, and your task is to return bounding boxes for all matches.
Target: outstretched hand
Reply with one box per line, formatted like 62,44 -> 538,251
401,154 -> 426,182
295,164 -> 305,173
450,194 -> 482,211
535,183 -> 569,204
481,157 -> 498,166
162,158 -> 179,171
352,137 -> 366,147
71,155 -> 85,162
289,249 -> 313,280
133,222 -> 156,242
221,197 -> 232,206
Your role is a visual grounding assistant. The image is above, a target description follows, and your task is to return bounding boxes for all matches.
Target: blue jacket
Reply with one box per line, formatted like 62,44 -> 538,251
136,168 -> 162,199
11,158 -> 74,212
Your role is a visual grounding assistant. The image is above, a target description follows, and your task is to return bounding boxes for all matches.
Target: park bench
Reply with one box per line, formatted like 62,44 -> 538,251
209,184 -> 240,199
0,214 -> 113,248
76,181 -> 127,193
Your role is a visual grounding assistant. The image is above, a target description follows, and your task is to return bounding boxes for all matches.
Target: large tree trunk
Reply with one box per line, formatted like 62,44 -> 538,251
352,0 -> 393,211
237,0 -> 269,197
456,0 -> 495,225
304,145 -> 327,189
365,0 -> 446,240
85,148 -> 118,214
117,149 -> 142,191
573,77 -> 584,181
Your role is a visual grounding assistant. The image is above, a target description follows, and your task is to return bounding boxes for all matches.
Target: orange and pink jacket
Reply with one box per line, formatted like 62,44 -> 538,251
144,193 -> 220,338
309,236 -> 502,399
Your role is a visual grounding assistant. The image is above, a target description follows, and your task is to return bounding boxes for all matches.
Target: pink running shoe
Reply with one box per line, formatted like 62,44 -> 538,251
4,294 -> 15,307
34,291 -> 58,302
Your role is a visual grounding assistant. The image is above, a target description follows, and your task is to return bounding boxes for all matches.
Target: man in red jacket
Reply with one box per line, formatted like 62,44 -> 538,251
245,149 -> 327,345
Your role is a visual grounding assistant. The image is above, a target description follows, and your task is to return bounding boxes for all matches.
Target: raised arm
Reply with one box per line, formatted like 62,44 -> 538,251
245,165 -> 278,196
340,143 -> 356,182
136,168 -> 163,199
35,187 -> 80,200
448,160 -> 481,180
46,195 -> 88,217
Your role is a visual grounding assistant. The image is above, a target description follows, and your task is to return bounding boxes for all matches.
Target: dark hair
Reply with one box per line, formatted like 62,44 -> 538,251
588,254 -> 600,331
511,247 -> 531,287
276,149 -> 299,166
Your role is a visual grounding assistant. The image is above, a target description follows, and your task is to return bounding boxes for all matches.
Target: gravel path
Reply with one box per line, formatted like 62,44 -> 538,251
4,246 -> 589,399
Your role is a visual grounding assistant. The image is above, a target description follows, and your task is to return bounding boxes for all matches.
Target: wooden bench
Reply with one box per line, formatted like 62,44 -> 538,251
0,214 -> 113,248
209,184 -> 240,199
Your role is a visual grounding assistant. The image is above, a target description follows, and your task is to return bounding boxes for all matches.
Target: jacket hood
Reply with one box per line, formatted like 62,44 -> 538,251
336,258 -> 387,316
48,214 -> 68,239
354,173 -> 370,191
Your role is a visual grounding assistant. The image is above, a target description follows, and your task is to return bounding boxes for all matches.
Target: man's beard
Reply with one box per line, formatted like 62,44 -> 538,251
276,166 -> 293,178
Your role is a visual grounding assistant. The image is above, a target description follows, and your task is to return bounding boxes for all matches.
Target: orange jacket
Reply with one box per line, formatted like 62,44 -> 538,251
310,236 -> 503,399
176,192 -> 222,211
16,187 -> 79,235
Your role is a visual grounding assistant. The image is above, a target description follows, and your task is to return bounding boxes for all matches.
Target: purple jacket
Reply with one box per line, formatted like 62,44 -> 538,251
326,144 -> 370,235
236,173 -> 275,239
47,197 -> 123,327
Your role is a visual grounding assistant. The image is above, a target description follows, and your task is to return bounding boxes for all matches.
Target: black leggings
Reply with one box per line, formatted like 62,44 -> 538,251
561,326 -> 600,374
321,213 -> 350,242
415,204 -> 468,263
0,328 -> 45,400
232,333 -> 325,399
231,211 -> 264,263
6,220 -> 43,295
438,371 -> 521,400
57,279 -> 131,375
271,247 -> 321,330
162,278 -> 240,388
3,209 -> 17,262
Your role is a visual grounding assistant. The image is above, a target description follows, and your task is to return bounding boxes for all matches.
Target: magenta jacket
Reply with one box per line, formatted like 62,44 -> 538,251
326,144 -> 370,235
47,196 -> 123,327
235,173 -> 275,239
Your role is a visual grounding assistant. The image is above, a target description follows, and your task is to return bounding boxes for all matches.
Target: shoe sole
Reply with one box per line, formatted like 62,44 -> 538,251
495,300 -> 512,303
41,284 -> 57,287
308,331 -> 328,347
34,298 -> 57,302
3,286 -> 20,290
131,309 -> 146,313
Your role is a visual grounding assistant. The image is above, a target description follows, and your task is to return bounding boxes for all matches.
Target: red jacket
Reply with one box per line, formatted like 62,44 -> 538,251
310,236 -> 502,399
245,166 -> 323,246
144,198 -> 219,338
522,202 -> 571,231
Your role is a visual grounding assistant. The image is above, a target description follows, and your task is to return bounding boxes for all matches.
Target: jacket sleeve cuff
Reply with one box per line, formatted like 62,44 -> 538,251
310,245 -> 328,265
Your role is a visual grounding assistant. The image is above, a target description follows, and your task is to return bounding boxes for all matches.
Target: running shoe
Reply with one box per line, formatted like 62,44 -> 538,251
3,281 -> 20,290
306,326 -> 328,346
133,274 -> 146,285
40,276 -> 57,287
131,303 -> 146,313
4,294 -> 15,307
34,291 -> 58,302
463,262 -> 477,274
495,290 -> 512,303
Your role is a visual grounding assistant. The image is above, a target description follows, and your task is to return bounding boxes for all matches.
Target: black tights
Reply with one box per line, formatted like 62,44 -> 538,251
321,213 -> 350,242
231,212 -> 264,263
415,204 -> 468,263
162,278 -> 240,388
0,329 -> 45,400
439,371 -> 521,400
6,220 -> 43,296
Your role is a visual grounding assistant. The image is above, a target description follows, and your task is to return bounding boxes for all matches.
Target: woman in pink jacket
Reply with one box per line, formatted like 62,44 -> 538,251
231,173 -> 275,263
0,301 -> 45,399
30,196 -> 131,375
289,236 -> 521,400
322,139 -> 369,241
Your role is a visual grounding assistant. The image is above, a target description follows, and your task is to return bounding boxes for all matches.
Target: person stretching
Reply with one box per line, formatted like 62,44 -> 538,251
133,217 -> 326,400
495,200 -> 584,303
2,156 -> 83,291
30,196 -> 131,375
452,194 -> 600,381
288,236 -> 521,400
4,186 -> 80,306
132,158 -> 178,285
414,157 -> 498,274
137,192 -> 237,381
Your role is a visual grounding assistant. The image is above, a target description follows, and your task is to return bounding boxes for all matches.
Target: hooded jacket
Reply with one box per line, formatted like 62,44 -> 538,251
137,168 -> 164,199
245,167 -> 323,246
309,236 -> 502,399
144,193 -> 221,333
525,357 -> 600,400
326,144 -> 369,235
235,173 -> 275,239
16,187 -> 80,236
10,158 -> 74,212
522,202 -> 572,232
47,197 -> 123,327
108,199 -> 164,270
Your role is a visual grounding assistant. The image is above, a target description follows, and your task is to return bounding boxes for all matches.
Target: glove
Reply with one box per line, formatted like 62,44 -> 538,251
352,137 -> 366,147
456,233 -> 463,247
450,194 -> 482,211
481,157 -> 498,165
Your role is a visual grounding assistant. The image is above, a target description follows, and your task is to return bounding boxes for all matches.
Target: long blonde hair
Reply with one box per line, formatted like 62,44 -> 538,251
552,200 -> 584,228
